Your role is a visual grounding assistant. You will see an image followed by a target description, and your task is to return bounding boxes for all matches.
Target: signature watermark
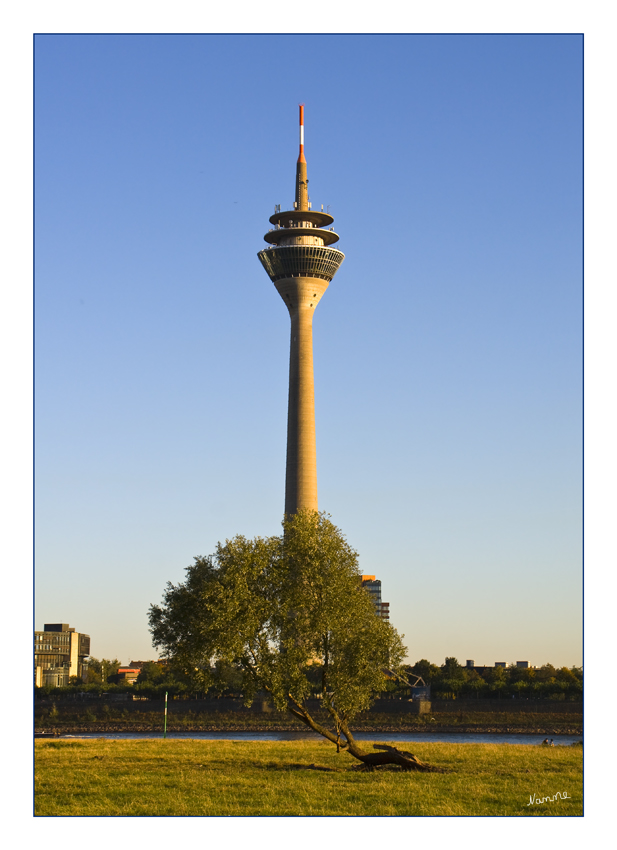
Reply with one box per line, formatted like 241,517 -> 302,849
527,791 -> 571,806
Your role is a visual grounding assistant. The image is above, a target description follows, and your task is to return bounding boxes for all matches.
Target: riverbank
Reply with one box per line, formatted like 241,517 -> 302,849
35,722 -> 582,736
34,707 -> 582,737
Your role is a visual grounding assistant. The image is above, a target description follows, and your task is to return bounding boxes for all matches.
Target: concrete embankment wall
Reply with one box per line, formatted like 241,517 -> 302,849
430,699 -> 582,714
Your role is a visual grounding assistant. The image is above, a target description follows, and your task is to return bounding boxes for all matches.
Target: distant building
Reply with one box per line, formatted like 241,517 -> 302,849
129,660 -> 167,669
465,661 -> 532,675
361,575 -> 390,622
116,667 -> 141,684
34,623 -> 90,687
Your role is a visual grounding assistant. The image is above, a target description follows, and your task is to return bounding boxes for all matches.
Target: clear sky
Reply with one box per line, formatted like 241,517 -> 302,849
34,33 -> 582,668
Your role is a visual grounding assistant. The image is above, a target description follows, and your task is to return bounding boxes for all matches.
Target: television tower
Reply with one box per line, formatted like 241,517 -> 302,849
258,106 -> 345,517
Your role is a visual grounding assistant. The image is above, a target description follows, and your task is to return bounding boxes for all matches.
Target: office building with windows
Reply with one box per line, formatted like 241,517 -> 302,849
361,575 -> 390,622
34,623 -> 91,687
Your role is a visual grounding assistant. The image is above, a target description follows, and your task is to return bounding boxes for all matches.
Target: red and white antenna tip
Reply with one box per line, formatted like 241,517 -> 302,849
298,104 -> 306,163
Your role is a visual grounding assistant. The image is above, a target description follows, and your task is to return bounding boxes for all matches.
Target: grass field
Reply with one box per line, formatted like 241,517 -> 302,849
34,739 -> 582,817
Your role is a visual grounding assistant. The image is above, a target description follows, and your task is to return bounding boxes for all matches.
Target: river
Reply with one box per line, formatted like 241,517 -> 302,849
57,730 -> 581,746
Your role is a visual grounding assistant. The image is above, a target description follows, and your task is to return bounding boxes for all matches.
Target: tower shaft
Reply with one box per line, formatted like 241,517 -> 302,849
275,276 -> 329,515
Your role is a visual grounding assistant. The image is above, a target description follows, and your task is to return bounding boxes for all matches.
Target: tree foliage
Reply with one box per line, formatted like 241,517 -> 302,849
148,511 -> 437,771
84,658 -> 121,684
416,658 -> 582,700
136,662 -> 166,684
408,659 -> 441,683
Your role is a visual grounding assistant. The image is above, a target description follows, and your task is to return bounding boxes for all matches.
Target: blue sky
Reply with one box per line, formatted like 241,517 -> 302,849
34,33 -> 582,667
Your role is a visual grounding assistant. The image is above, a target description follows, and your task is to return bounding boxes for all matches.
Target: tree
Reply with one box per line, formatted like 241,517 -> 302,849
570,666 -> 583,682
149,511 -> 440,772
408,659 -> 441,683
433,657 -> 466,699
211,660 -> 245,696
461,669 -> 487,698
486,664 -> 508,696
534,663 -> 557,682
555,666 -> 578,684
442,657 -> 463,678
84,658 -> 121,684
136,661 -> 166,684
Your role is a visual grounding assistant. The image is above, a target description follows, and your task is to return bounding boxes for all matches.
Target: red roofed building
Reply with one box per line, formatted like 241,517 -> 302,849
116,667 -> 140,684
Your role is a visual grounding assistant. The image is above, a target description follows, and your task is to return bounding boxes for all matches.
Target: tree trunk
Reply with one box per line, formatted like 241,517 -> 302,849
345,741 -> 438,772
285,697 -> 442,772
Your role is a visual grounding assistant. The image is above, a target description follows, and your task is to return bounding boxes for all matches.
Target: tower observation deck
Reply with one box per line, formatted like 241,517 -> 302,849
258,105 -> 345,517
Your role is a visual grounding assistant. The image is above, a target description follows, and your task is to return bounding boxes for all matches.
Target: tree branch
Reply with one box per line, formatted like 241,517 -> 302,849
286,693 -> 346,748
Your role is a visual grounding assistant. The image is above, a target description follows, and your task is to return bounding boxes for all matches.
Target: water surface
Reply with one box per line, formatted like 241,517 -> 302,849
59,730 -> 581,746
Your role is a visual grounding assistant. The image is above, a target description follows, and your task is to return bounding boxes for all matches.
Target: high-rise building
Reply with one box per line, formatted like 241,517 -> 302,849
258,105 -> 345,516
361,575 -> 390,622
34,623 -> 91,687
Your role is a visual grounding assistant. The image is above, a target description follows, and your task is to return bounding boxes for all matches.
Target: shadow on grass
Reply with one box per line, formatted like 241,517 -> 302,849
262,762 -> 344,772
261,761 -> 450,773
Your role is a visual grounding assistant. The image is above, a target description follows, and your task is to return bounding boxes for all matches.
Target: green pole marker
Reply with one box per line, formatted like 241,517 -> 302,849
163,690 -> 168,739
